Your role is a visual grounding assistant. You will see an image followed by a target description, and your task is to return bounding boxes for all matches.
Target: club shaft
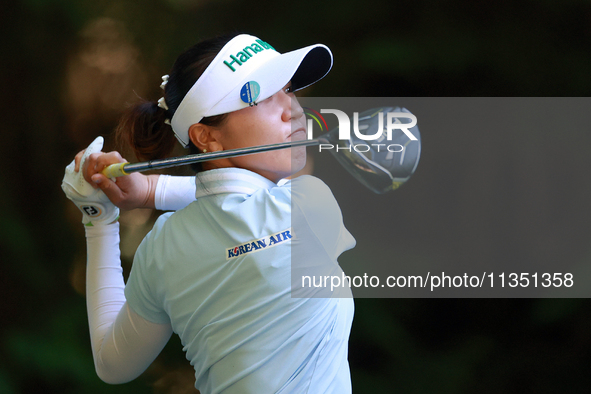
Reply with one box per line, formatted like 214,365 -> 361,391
103,139 -> 320,178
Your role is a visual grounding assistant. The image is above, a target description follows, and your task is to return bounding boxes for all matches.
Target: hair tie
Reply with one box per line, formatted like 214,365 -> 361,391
160,75 -> 169,90
157,97 -> 169,111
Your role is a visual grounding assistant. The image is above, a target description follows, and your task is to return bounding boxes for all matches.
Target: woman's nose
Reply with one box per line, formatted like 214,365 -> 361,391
281,93 -> 303,122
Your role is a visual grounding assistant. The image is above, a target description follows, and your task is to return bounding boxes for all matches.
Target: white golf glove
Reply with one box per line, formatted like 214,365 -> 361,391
62,136 -> 120,226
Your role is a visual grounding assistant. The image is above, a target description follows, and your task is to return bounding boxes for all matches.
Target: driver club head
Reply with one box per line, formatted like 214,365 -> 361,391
318,107 -> 421,194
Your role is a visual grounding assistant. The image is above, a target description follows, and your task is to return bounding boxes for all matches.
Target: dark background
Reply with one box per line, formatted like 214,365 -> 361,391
2,0 -> 591,392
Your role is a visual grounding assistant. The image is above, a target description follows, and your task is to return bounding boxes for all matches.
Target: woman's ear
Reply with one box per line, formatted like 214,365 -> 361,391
188,123 -> 224,152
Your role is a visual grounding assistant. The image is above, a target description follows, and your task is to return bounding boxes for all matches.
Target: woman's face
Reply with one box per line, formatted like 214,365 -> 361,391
209,83 -> 307,182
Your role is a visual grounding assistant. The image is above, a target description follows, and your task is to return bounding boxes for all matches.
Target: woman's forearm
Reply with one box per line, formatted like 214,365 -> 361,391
85,223 -> 172,384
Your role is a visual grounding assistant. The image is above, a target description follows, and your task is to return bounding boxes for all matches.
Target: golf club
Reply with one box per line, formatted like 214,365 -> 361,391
101,139 -> 320,178
101,107 -> 422,193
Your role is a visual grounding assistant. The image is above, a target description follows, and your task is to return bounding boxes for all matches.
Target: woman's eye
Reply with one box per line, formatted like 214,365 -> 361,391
285,85 -> 293,93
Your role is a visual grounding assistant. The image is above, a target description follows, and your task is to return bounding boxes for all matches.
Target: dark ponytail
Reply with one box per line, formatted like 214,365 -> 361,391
115,33 -> 238,163
115,101 -> 176,161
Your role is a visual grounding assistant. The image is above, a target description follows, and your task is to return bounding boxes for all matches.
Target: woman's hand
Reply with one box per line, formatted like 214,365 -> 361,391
74,149 -> 158,210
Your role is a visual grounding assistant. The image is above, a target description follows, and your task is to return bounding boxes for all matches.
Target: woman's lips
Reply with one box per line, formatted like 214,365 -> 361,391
288,128 -> 306,141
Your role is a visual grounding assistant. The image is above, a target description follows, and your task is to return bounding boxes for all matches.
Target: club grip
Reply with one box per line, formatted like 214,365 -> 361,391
101,162 -> 129,178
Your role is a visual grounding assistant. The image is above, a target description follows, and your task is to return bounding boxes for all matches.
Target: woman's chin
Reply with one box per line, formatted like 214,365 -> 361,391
291,148 -> 307,172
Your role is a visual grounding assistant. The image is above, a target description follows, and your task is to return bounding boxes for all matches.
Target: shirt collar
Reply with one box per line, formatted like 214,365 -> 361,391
195,168 -> 279,198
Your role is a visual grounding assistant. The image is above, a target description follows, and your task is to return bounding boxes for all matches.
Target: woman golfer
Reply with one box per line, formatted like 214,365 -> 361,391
62,33 -> 355,393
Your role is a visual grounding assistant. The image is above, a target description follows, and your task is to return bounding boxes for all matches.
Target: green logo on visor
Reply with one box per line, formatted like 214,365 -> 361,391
223,40 -> 275,72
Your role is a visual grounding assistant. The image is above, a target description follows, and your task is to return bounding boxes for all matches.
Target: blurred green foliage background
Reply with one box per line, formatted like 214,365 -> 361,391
2,0 -> 591,393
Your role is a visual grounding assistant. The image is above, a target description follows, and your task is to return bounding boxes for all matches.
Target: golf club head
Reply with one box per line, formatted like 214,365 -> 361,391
318,107 -> 421,194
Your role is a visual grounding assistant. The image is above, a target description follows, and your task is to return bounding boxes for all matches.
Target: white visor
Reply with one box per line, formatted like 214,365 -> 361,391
170,34 -> 333,147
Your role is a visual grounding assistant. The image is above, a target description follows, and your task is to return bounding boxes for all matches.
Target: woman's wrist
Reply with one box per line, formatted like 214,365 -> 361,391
143,175 -> 160,209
